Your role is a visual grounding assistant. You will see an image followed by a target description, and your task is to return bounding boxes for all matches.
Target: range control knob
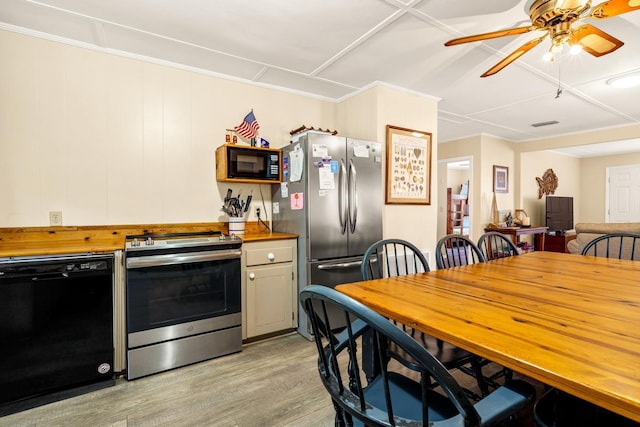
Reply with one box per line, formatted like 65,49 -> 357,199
132,238 -> 140,247
145,237 -> 154,246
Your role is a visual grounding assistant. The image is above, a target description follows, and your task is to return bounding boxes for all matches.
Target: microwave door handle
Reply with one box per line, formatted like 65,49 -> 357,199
348,159 -> 357,233
339,159 -> 348,234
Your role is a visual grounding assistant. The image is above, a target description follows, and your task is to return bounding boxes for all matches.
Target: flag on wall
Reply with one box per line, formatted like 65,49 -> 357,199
234,110 -> 260,139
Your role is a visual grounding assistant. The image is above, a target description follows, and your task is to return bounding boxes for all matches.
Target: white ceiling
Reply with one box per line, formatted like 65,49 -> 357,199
2,0 -> 640,149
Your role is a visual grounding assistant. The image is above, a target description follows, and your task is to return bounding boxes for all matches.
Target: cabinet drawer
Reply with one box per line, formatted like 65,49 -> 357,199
246,246 -> 293,266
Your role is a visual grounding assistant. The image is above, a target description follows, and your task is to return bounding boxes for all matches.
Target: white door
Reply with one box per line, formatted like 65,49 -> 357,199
607,165 -> 640,222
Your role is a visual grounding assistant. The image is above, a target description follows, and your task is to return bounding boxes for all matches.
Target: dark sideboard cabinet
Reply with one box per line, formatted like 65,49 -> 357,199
544,233 -> 577,253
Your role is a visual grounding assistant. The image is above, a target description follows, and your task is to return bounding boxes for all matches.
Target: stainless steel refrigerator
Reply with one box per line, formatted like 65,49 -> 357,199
271,131 -> 383,339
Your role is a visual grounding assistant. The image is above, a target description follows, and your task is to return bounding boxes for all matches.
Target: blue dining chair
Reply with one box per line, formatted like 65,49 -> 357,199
581,233 -> 640,260
301,285 -> 536,427
477,231 -> 520,261
361,238 -> 430,280
361,238 -> 489,398
436,234 -> 512,390
435,235 -> 486,269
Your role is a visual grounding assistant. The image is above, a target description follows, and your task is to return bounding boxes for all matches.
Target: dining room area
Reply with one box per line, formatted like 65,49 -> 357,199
309,232 -> 640,426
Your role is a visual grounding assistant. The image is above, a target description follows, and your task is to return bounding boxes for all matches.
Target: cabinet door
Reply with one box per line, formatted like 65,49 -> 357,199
246,264 -> 294,337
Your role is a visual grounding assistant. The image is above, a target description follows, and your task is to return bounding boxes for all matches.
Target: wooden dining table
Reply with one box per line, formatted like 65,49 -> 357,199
336,251 -> 640,422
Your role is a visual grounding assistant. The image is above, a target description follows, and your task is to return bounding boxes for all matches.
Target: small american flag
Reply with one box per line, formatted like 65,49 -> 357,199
234,111 -> 260,139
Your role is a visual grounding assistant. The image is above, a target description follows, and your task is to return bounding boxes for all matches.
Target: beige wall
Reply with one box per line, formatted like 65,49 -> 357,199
1,30 -> 442,252
514,130 -> 640,226
336,85 -> 440,254
438,136 -> 480,239
516,126 -> 640,152
439,134 -> 518,241
441,130 -> 640,234
373,86 -> 439,255
519,151 -> 581,227
334,88 -> 378,141
7,26 -> 636,248
447,169 -> 469,193
0,29 -> 332,226
481,135 -> 515,226
580,152 -> 640,222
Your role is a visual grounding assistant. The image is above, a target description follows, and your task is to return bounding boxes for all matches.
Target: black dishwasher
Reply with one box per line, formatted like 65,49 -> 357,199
0,253 -> 115,416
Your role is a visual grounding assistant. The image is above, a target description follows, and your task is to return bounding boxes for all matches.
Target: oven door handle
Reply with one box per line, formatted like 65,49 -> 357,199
126,249 -> 242,269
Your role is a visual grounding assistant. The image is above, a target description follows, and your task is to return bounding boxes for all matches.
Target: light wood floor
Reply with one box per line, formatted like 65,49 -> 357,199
1,332 -> 542,427
1,333 -> 335,427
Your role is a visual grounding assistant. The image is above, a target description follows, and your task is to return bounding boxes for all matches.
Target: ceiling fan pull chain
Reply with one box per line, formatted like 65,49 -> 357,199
556,51 -> 563,99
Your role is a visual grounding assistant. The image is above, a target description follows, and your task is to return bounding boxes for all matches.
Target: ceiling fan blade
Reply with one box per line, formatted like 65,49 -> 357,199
571,24 -> 624,56
481,36 -> 546,77
445,26 -> 537,46
590,0 -> 640,19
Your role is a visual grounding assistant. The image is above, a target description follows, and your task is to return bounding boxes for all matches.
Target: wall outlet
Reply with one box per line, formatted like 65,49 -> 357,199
49,211 -> 63,226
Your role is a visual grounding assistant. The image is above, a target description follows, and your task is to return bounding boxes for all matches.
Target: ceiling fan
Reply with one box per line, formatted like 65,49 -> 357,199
444,0 -> 640,77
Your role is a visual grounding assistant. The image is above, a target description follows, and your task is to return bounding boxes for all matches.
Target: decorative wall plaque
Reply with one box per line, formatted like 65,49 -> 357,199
536,168 -> 558,199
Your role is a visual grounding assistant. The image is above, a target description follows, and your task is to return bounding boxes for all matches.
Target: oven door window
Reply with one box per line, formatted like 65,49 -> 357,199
126,258 -> 240,333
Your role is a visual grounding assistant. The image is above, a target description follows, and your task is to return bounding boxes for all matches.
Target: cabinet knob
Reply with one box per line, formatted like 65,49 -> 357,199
267,252 -> 275,261
249,272 -> 256,280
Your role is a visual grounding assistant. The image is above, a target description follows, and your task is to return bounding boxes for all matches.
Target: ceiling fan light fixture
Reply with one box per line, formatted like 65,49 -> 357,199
551,41 -> 564,53
569,43 -> 583,55
607,73 -> 640,88
446,0 -> 640,77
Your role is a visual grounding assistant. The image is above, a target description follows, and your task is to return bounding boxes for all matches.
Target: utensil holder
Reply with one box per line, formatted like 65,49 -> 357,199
228,217 -> 246,235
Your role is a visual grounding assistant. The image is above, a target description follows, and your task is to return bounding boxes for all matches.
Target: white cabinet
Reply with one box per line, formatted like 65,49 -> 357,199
242,239 -> 297,340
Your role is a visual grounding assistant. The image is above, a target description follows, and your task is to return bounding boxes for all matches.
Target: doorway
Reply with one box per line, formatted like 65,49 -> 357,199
607,164 -> 640,222
438,156 -> 473,239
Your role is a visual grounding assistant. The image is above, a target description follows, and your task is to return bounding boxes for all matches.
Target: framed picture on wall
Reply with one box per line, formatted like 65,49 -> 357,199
385,125 -> 432,204
493,165 -> 509,193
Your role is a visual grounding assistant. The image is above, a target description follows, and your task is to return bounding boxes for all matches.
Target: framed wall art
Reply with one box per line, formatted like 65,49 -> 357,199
385,125 -> 432,204
493,165 -> 509,193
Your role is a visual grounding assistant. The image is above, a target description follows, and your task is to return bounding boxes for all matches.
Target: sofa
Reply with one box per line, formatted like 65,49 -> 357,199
567,222 -> 640,255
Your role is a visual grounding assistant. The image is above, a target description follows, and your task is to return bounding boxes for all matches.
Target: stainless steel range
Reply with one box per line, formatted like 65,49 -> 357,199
124,231 -> 242,380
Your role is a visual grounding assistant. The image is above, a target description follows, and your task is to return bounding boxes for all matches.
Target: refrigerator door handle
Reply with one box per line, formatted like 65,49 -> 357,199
339,159 -> 348,234
348,159 -> 358,233
317,260 -> 362,270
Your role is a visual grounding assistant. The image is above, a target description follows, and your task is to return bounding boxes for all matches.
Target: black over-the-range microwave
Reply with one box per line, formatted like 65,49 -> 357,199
216,144 -> 281,182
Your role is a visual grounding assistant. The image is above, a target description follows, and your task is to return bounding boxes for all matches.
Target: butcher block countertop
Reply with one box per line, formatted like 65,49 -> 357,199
0,222 -> 296,257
